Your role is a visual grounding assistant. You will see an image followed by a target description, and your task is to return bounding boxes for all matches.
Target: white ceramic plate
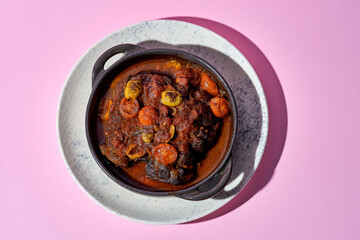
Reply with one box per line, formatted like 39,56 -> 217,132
57,19 -> 268,224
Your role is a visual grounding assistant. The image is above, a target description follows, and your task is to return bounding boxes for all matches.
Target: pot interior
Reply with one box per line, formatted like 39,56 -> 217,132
86,50 -> 237,195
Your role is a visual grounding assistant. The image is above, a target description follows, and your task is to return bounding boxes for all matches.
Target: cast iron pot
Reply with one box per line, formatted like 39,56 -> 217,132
85,44 -> 238,200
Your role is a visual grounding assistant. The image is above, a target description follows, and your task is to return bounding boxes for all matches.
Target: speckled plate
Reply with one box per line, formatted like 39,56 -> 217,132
57,19 -> 268,224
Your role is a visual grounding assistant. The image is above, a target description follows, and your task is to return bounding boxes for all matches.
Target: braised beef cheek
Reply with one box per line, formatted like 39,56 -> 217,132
98,60 -> 230,186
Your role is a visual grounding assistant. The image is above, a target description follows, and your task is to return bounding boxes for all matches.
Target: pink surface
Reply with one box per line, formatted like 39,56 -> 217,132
1,0 -> 359,239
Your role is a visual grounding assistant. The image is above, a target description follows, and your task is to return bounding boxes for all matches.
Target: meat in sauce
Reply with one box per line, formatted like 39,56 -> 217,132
97,58 -> 231,189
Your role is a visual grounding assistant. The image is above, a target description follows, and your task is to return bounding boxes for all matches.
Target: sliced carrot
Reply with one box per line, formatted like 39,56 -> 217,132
138,106 -> 157,126
153,143 -> 178,165
119,97 -> 139,118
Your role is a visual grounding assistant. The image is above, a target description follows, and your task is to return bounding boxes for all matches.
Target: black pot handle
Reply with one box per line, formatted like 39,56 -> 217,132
92,44 -> 145,87
177,156 -> 232,201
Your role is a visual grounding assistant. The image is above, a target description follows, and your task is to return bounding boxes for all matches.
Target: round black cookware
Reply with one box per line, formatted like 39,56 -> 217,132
86,44 -> 238,200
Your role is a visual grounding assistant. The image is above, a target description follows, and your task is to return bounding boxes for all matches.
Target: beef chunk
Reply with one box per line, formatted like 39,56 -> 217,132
176,68 -> 200,87
145,159 -> 193,185
189,135 -> 207,152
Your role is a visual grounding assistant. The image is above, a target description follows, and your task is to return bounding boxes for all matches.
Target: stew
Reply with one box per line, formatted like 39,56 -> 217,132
97,57 -> 232,190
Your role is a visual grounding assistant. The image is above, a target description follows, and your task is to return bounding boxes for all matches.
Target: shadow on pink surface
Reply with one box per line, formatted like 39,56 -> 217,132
163,17 -> 288,223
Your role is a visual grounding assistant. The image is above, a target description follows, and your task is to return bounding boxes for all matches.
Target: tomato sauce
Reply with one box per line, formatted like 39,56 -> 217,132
97,57 -> 232,190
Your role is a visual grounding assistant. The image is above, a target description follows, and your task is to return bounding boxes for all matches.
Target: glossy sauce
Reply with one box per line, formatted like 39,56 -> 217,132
122,116 -> 231,190
98,57 -> 232,191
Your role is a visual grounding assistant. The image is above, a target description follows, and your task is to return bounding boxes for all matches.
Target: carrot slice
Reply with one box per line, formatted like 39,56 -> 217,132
138,106 -> 157,126
153,143 -> 178,165
119,97 -> 139,118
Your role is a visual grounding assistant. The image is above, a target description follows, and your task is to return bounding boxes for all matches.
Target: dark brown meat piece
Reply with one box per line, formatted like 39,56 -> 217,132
176,68 -> 200,87
174,96 -> 221,153
175,68 -> 201,96
145,159 -> 193,185
140,72 -> 172,108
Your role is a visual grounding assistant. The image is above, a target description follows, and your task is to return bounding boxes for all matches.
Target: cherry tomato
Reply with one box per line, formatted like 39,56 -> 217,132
200,72 -> 219,96
119,97 -> 139,118
138,106 -> 157,126
209,97 -> 230,118
153,143 -> 178,165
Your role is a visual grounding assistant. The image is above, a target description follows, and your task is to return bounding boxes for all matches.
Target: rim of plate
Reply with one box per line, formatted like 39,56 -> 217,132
56,19 -> 269,224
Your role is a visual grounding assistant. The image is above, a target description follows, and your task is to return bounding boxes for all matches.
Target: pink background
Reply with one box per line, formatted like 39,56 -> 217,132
1,0 -> 359,239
